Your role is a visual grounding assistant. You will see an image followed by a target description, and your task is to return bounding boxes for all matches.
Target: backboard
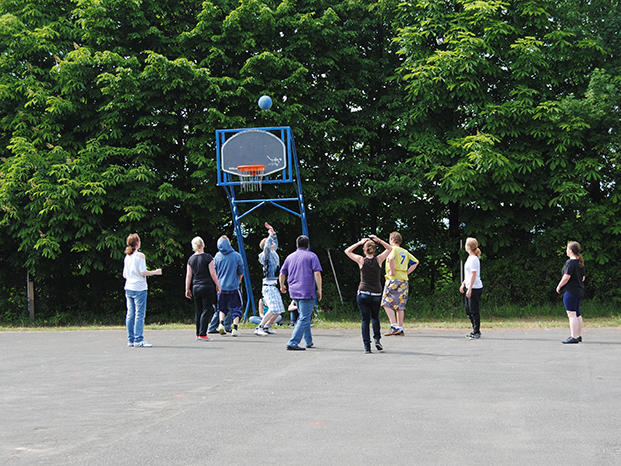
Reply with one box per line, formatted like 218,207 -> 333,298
221,129 -> 286,176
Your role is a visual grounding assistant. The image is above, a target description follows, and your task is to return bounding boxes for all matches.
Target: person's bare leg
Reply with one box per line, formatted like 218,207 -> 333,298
259,314 -> 271,327
260,313 -> 278,327
397,310 -> 405,328
577,315 -> 583,337
383,306 -> 396,326
567,311 -> 578,338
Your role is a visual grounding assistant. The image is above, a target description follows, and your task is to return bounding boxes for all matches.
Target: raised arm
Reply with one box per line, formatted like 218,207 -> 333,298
344,239 -> 367,266
370,235 -> 392,265
264,222 -> 278,252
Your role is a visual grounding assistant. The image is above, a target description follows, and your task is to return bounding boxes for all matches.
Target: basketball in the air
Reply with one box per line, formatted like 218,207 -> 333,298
258,95 -> 272,110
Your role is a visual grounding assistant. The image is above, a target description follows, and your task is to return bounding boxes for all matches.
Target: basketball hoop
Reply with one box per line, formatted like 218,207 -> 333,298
237,164 -> 265,191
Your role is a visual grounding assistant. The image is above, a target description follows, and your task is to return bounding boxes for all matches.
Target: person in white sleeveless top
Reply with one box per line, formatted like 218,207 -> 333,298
123,233 -> 162,347
460,237 -> 483,339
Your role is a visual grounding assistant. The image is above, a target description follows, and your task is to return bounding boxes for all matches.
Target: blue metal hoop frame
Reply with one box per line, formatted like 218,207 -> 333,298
216,126 -> 309,320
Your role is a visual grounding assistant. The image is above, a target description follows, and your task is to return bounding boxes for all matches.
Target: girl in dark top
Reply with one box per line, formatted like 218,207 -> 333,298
555,241 -> 586,344
185,236 -> 221,341
345,235 -> 392,353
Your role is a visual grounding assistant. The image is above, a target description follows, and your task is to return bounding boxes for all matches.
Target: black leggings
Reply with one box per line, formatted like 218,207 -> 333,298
465,288 -> 483,334
193,284 -> 216,336
356,293 -> 382,350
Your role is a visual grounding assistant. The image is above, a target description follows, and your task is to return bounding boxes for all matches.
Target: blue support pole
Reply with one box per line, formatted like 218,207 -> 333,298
291,133 -> 309,239
223,185 -> 256,321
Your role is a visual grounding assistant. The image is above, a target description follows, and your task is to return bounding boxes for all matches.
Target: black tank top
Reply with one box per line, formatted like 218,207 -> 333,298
359,257 -> 382,293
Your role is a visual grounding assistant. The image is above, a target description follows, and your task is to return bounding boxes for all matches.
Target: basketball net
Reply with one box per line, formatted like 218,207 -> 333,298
237,165 -> 265,192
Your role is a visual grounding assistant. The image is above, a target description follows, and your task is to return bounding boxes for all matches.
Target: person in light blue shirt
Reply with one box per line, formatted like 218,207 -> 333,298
254,222 -> 286,336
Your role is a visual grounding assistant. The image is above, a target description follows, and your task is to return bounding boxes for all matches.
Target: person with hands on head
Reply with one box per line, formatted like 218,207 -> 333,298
279,235 -> 322,351
123,233 -> 162,348
345,234 -> 392,353
185,236 -> 221,341
254,222 -> 286,336
556,241 -> 586,344
460,237 -> 483,339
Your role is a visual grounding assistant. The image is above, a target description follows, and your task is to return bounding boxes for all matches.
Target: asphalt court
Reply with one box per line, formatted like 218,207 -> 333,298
2,327 -> 621,465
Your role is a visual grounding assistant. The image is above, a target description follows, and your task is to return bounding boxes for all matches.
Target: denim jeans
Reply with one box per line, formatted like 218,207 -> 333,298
208,305 -> 233,332
356,293 -> 381,350
125,289 -> 147,344
287,299 -> 314,347
248,315 -> 282,326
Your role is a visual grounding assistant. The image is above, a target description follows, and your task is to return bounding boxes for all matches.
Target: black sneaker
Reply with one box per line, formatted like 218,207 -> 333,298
577,336 -> 582,342
375,339 -> 383,351
364,349 -> 372,354
286,345 -> 306,351
467,332 -> 481,340
306,343 -> 315,349
465,332 -> 474,339
562,336 -> 580,344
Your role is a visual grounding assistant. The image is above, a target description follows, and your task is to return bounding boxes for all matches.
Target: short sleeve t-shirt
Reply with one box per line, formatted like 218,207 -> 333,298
187,253 -> 215,288
464,255 -> 483,289
124,253 -> 147,291
280,248 -> 322,300
385,246 -> 418,281
562,258 -> 585,298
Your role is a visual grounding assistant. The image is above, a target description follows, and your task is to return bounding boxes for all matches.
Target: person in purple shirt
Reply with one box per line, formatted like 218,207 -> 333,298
279,235 -> 322,351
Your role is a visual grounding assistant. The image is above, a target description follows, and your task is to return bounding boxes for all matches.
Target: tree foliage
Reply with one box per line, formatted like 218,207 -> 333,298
0,0 -> 619,323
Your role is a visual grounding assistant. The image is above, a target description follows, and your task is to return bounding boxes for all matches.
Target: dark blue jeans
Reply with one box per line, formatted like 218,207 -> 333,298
356,293 -> 381,350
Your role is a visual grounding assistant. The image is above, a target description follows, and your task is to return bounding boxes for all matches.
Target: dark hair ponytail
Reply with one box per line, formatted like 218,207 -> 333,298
125,233 -> 140,255
567,241 -> 584,267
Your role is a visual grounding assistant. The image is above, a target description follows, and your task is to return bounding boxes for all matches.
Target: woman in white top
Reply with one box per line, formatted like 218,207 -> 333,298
123,233 -> 162,347
459,237 -> 483,339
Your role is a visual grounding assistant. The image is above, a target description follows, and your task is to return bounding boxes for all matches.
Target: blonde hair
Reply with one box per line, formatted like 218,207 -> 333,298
465,237 -> 481,258
191,236 -> 204,252
567,241 -> 584,267
125,233 -> 140,255
260,238 -> 267,250
389,231 -> 402,245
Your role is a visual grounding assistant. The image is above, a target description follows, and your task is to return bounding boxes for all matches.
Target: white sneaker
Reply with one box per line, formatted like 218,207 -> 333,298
254,327 -> 268,336
134,341 -> 152,347
264,326 -> 276,335
128,342 -> 134,347
231,329 -> 239,337
217,323 -> 226,335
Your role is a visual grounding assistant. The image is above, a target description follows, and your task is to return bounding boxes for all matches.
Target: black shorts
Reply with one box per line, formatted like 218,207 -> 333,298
218,290 -> 243,319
